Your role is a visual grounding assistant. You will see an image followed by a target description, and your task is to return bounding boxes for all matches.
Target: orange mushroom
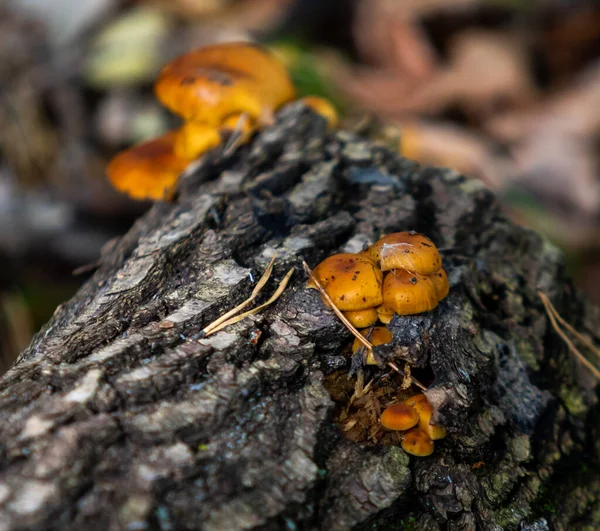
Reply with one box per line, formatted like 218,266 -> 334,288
376,305 -> 394,324
106,131 -> 191,200
173,121 -> 222,160
368,231 -> 442,274
401,428 -> 434,456
351,326 -> 392,364
381,403 -> 419,431
431,268 -> 450,301
301,96 -> 338,128
154,42 -> 296,127
381,270 -> 439,316
343,308 -> 379,328
307,253 -> 383,311
403,394 -> 447,440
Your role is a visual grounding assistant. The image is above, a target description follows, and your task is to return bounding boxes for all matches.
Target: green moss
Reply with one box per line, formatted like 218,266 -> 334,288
558,385 -> 588,417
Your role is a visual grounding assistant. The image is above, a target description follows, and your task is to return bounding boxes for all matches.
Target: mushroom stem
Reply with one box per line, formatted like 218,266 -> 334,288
303,260 -> 372,351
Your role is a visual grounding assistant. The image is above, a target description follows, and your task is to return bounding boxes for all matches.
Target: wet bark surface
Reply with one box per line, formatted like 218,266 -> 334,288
0,104 -> 599,531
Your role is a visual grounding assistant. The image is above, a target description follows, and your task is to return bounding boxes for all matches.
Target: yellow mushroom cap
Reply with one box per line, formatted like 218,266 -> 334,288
106,131 -> 190,200
403,394 -> 447,440
381,270 -> 438,316
401,428 -> 434,456
431,268 -> 450,301
154,42 -> 296,126
351,326 -> 392,365
343,308 -> 379,329
308,253 -> 383,311
368,231 -> 442,274
173,121 -> 221,160
376,305 -> 394,324
301,96 -> 338,128
381,403 -> 419,431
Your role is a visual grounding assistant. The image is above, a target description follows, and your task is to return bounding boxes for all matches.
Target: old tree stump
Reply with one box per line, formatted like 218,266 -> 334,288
0,105 -> 599,531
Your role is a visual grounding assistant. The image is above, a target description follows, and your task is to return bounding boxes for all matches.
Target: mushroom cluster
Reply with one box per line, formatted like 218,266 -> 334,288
309,231 -> 449,457
381,394 -> 447,456
106,42 -> 338,200
308,231 -> 449,330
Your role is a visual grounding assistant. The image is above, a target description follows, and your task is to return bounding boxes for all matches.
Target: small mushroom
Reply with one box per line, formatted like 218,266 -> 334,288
368,231 -> 442,274
300,96 -> 339,128
343,307 -> 379,328
381,270 -> 439,316
173,121 -> 221,159
106,131 -> 190,200
351,326 -> 392,364
403,394 -> 447,440
381,403 -> 419,430
401,428 -> 434,456
376,305 -> 394,324
307,253 -> 383,311
431,268 -> 450,301
154,42 -> 296,126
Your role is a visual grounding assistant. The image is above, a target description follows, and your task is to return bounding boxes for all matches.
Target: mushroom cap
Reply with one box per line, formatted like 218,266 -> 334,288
431,268 -> 450,301
154,42 -> 296,125
173,121 -> 222,159
344,308 -> 379,329
351,326 -> 392,354
376,305 -> 394,324
368,231 -> 442,274
401,428 -> 434,456
381,403 -> 419,431
308,253 -> 383,311
381,270 -> 439,315
301,96 -> 338,128
106,131 -> 190,200
403,394 -> 446,440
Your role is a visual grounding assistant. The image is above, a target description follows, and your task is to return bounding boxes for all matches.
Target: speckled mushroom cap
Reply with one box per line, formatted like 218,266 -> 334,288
154,42 -> 296,126
431,268 -> 450,301
368,231 -> 442,274
308,253 -> 383,311
381,269 -> 439,316
106,131 -> 190,200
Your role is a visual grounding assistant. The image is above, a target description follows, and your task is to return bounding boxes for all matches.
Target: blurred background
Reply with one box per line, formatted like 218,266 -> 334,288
1,0 -> 600,372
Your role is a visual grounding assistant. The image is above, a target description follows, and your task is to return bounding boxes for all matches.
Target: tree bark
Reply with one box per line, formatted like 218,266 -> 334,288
0,104 -> 598,531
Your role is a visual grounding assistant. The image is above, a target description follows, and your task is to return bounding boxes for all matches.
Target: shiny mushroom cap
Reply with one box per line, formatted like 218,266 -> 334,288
106,131 -> 190,200
381,270 -> 439,316
401,428 -> 434,456
343,307 -> 379,328
381,403 -> 419,431
403,394 -> 447,440
154,42 -> 296,126
368,231 -> 442,274
431,268 -> 450,301
308,253 -> 383,311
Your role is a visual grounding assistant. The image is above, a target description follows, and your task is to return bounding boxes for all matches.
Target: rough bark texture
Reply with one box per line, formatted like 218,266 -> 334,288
0,104 -> 599,531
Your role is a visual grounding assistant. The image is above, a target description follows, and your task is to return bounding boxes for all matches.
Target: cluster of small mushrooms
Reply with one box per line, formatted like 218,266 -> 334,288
308,231 -> 449,456
106,42 -> 337,200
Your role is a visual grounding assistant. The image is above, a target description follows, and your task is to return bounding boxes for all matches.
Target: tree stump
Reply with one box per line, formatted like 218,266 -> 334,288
0,104 -> 598,531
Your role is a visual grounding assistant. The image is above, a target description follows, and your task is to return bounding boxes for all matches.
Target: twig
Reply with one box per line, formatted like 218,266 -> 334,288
202,254 -> 277,336
222,113 -> 251,157
539,291 -> 600,380
204,267 -> 295,337
387,361 -> 427,391
302,260 -> 372,351
538,291 -> 600,361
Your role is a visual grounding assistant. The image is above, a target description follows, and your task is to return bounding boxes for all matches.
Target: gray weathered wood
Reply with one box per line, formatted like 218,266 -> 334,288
0,104 -> 598,530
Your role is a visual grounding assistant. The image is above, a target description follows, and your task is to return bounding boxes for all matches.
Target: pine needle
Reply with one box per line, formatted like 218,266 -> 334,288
302,260 -> 372,350
538,291 -> 600,380
202,254 -> 277,336
203,267 -> 295,337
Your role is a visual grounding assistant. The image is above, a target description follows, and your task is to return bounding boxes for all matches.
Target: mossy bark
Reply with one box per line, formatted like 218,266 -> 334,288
0,104 -> 598,530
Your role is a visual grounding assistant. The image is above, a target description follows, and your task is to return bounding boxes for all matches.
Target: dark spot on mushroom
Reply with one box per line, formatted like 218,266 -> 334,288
362,297 -> 366,302
341,295 -> 345,301
404,250 -> 411,253
352,275 -> 357,281
422,242 -> 432,247
410,277 -> 417,284
180,76 -> 196,86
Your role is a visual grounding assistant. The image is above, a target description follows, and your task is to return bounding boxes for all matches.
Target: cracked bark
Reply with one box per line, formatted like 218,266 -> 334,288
0,104 -> 599,531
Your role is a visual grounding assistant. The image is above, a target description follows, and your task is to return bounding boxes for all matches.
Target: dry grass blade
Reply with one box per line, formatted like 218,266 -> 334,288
203,267 -> 295,337
202,254 -> 277,336
302,260 -> 372,351
388,361 -> 427,392
538,291 -> 600,361
539,291 -> 600,380
222,113 -> 250,157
